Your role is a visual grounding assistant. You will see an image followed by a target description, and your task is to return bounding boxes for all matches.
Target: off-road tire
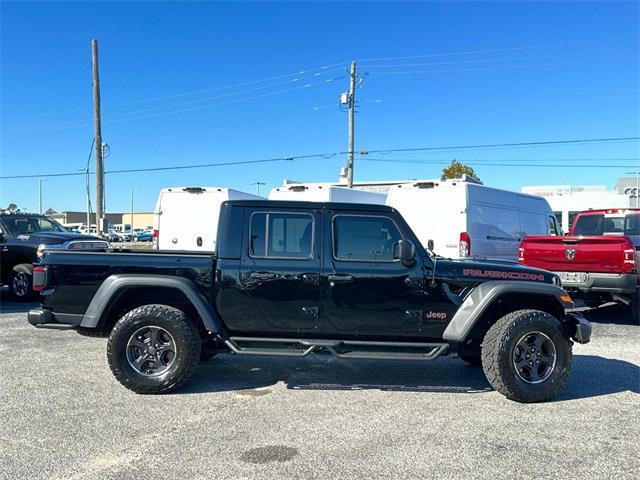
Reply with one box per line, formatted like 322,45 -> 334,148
107,304 -> 201,394
631,290 -> 640,325
76,327 -> 110,338
481,309 -> 572,403
460,354 -> 482,367
8,270 -> 36,302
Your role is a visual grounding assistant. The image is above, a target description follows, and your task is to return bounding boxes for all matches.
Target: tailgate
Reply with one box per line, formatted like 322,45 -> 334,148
520,236 -> 630,273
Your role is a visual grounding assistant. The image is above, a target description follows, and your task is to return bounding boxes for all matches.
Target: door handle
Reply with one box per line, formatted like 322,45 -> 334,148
327,274 -> 354,285
250,272 -> 276,280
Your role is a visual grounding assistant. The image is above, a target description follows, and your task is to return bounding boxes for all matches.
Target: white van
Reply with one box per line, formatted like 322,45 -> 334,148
153,187 -> 262,251
268,183 -> 387,204
386,178 -> 559,261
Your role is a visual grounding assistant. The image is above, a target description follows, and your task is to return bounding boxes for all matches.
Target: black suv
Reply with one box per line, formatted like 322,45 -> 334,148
0,212 -> 109,300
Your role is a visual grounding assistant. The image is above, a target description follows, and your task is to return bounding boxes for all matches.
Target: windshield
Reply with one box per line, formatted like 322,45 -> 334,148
573,213 -> 639,236
2,216 -> 66,234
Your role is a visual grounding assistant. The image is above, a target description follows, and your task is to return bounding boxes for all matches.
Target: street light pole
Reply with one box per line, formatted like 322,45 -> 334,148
38,178 -> 43,214
251,181 -> 266,196
626,171 -> 640,208
130,187 -> 137,231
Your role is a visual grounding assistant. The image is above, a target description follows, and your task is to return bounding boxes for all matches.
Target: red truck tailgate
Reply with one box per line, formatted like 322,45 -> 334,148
519,236 -> 634,273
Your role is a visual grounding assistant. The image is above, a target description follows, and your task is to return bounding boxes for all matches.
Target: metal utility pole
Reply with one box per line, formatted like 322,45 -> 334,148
251,181 -> 266,196
346,61 -> 357,188
91,39 -> 104,236
38,178 -> 43,214
130,187 -> 137,231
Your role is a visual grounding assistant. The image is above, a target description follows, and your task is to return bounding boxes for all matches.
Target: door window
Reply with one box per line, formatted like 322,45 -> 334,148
249,212 -> 313,259
548,216 -> 560,236
333,215 -> 402,261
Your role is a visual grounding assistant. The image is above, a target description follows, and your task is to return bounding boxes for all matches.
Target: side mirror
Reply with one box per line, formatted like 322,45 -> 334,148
427,239 -> 434,251
393,239 -> 416,265
0,231 -> 5,243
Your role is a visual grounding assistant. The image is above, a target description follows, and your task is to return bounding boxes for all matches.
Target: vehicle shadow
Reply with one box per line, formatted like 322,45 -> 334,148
579,302 -> 638,326
184,353 -> 639,401
0,288 -> 37,314
184,355 -> 493,395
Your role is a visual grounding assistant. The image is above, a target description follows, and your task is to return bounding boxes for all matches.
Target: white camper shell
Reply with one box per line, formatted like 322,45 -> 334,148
153,187 -> 262,251
268,184 -> 387,205
386,178 -> 560,261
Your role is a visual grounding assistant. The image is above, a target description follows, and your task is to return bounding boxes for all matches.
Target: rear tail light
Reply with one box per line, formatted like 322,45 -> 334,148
32,266 -> 46,292
459,232 -> 471,257
518,246 -> 525,263
152,229 -> 159,250
622,238 -> 636,272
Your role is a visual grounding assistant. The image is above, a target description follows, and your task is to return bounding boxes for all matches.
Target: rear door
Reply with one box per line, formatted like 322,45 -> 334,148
320,210 -> 426,335
235,207 -> 321,333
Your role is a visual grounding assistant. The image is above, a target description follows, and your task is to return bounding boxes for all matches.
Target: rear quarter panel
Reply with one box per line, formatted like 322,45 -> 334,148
41,251 -> 213,315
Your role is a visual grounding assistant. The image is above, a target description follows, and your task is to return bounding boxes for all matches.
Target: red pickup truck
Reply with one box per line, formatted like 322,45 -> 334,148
519,209 -> 639,322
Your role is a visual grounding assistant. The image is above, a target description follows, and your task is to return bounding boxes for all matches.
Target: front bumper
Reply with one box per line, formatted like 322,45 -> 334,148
27,308 -> 80,330
565,312 -> 591,344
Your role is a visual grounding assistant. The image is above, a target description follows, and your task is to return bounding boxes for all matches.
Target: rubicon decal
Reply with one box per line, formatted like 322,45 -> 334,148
462,268 -> 545,282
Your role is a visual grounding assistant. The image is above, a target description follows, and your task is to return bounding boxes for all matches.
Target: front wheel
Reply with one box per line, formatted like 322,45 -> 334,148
107,304 -> 201,394
481,309 -> 572,403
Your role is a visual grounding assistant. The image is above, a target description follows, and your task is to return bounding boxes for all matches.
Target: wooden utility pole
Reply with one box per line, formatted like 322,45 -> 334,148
346,61 -> 356,188
91,39 -> 104,236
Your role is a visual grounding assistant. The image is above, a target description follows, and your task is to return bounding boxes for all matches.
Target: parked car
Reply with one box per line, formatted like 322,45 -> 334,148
385,177 -> 560,261
102,230 -> 121,242
153,186 -> 262,251
133,230 -> 153,242
0,212 -> 109,300
28,200 -> 590,402
519,208 -> 639,322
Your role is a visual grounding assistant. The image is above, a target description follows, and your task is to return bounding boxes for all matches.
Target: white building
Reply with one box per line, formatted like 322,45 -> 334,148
521,184 -> 632,232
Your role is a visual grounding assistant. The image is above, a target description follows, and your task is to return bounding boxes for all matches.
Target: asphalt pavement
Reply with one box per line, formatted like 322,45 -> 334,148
1,292 -> 638,480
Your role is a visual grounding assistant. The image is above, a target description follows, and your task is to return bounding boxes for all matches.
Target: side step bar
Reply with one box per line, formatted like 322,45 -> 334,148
225,337 -> 449,361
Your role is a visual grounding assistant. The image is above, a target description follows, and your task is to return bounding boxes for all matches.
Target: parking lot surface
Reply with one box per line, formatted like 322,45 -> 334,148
1,293 -> 638,480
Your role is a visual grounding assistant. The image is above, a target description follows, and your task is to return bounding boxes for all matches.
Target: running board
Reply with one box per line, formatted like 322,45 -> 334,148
225,337 -> 449,361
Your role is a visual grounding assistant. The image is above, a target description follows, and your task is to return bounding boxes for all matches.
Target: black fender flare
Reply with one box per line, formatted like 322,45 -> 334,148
442,281 -> 574,342
80,274 -> 226,335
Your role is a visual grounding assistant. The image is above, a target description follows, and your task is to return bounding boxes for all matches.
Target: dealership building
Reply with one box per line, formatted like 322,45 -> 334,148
522,175 -> 639,232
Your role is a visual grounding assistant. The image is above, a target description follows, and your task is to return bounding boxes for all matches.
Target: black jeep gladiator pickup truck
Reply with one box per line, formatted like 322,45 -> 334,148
28,200 -> 590,402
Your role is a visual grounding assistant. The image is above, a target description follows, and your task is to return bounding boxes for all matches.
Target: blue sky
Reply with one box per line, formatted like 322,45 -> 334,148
1,0 -> 638,213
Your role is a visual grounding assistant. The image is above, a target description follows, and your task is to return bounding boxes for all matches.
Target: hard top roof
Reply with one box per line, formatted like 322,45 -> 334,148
223,199 -> 395,212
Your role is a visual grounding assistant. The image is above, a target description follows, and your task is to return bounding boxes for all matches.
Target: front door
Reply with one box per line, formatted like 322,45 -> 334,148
236,208 -> 321,334
320,211 -> 427,336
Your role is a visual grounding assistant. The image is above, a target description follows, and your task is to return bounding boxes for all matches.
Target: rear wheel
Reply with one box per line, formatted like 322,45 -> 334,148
107,304 -> 201,394
8,270 -> 36,301
481,309 -> 572,403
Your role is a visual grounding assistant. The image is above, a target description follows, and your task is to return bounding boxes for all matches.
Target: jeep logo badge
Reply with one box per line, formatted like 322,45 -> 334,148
565,248 -> 576,260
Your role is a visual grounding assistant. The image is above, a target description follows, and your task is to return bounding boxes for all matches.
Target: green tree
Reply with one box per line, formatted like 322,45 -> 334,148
6,203 -> 18,212
45,208 -> 57,215
441,160 -> 480,182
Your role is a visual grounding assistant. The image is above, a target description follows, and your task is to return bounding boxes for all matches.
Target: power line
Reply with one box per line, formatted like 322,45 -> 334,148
358,136 -> 640,155
358,35 -> 640,63
2,136 -> 637,180
4,76 -> 346,135
361,158 -> 638,168
368,57 -> 637,76
3,61 -> 350,122
363,49 -> 638,69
